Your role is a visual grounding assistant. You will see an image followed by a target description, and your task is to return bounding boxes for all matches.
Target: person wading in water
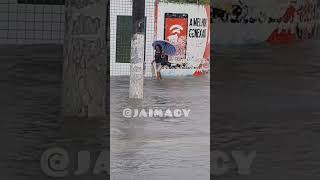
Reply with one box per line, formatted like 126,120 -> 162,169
153,45 -> 164,80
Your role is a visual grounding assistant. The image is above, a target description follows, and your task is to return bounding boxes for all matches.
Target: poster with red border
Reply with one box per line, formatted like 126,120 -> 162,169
164,16 -> 188,62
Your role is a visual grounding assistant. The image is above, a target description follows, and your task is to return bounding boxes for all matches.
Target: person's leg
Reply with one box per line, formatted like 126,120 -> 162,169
151,61 -> 157,79
156,63 -> 162,80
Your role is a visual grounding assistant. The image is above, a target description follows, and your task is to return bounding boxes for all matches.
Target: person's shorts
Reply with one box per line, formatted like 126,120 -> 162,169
152,61 -> 163,73
155,63 -> 162,71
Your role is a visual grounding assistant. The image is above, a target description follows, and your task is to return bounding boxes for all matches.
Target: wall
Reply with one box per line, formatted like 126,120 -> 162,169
211,0 -> 319,44
110,0 -> 155,76
0,0 -> 64,44
156,2 -> 210,64
0,0 -> 155,76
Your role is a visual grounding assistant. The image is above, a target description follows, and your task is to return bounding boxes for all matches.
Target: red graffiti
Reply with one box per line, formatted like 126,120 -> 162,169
267,0 -> 317,44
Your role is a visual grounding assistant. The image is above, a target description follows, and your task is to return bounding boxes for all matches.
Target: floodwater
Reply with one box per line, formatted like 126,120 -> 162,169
1,40 -> 320,180
0,44 -> 210,180
213,40 -> 320,179
110,76 -> 210,180
0,45 -> 108,180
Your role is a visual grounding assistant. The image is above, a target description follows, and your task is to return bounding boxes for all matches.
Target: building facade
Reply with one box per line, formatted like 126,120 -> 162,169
2,0 -> 318,76
211,0 -> 320,44
0,0 -> 65,44
0,0 -> 211,77
110,0 -> 156,76
110,0 -> 211,77
0,0 -> 155,76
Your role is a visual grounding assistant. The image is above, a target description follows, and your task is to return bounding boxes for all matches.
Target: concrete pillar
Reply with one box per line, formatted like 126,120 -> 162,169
129,0 -> 146,99
62,0 -> 106,117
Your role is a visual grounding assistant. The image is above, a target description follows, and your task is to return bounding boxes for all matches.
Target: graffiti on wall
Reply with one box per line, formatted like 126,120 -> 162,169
267,0 -> 318,42
211,0 -> 319,43
211,0 -> 269,24
211,0 -> 317,24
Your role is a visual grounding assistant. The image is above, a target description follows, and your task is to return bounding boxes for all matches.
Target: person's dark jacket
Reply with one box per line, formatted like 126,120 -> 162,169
155,51 -> 162,63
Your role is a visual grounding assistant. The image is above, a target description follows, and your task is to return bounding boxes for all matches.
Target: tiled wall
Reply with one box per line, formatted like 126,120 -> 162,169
110,0 -> 155,76
0,0 -> 155,76
0,0 -> 64,44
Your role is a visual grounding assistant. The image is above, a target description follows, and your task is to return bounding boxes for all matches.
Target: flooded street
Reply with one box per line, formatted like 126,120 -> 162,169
0,45 -> 210,179
0,45 -> 108,180
213,40 -> 320,179
1,40 -> 320,179
110,76 -> 210,180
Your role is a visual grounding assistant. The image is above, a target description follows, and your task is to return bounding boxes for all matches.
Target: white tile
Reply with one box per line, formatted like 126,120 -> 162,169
1,1 -> 156,76
34,21 -> 43,30
25,5 -> 34,13
44,22 -> 51,30
17,21 -> 25,30
17,13 -> 26,21
52,13 -> 61,22
0,12 -> 8,21
44,13 -> 51,21
0,4 -> 8,12
17,31 -> 25,39
44,5 -> 52,13
26,31 -> 34,39
35,31 -> 43,39
8,22 -> 17,30
26,13 -> 34,21
35,13 -> 43,22
8,0 -> 16,4
0,30 -> 7,38
51,5 -> 61,13
26,23 -> 34,30
35,5 -> 43,13
9,5 -> 17,13
7,31 -> 16,38
0,21 -> 7,30
8,13 -> 17,21
52,22 -> 60,31
43,31 -> 51,39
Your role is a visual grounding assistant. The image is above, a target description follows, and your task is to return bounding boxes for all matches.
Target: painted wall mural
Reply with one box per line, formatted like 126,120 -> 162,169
211,0 -> 319,44
156,2 -> 210,77
164,13 -> 189,62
